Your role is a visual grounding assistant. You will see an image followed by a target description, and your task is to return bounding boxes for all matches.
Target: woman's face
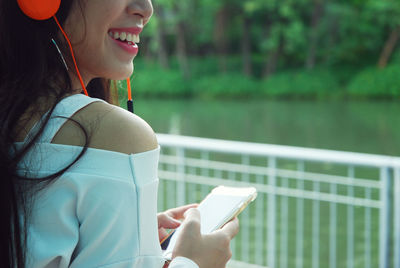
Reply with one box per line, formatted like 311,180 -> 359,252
64,0 -> 153,84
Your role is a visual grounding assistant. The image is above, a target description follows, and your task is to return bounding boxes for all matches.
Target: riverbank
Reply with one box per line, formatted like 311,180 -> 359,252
121,58 -> 400,100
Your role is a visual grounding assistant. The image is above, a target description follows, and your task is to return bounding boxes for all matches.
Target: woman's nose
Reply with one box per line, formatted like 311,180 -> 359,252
127,0 -> 153,25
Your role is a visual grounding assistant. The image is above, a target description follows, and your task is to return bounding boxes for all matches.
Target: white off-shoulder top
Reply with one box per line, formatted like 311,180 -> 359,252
15,94 -> 197,268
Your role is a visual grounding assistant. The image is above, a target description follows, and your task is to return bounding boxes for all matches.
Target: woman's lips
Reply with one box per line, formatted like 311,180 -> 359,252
108,27 -> 142,55
111,37 -> 139,55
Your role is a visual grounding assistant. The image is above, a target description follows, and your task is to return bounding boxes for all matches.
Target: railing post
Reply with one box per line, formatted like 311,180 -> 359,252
255,172 -> 265,266
200,151 -> 209,198
312,172 -> 320,268
365,186 -> 372,268
281,173 -> 289,268
329,170 -> 337,268
241,155 -> 250,263
296,161 -> 305,268
176,147 -> 186,206
268,156 -> 276,268
380,167 -> 392,268
394,167 -> 400,268
347,166 -> 355,268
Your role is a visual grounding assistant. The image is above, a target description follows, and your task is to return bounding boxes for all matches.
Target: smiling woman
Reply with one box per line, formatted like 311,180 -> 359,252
62,0 -> 151,82
0,0 -> 239,268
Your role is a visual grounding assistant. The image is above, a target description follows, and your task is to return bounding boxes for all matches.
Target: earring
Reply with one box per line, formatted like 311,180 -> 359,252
51,38 -> 69,71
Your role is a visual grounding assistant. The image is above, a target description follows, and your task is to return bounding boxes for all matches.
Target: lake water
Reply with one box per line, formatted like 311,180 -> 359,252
134,99 -> 400,156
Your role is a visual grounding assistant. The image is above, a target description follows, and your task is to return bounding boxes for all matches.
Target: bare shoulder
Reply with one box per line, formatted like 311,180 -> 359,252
52,101 -> 158,155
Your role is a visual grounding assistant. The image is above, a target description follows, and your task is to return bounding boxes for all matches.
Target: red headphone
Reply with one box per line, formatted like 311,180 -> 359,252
16,0 -> 134,113
17,0 -> 60,20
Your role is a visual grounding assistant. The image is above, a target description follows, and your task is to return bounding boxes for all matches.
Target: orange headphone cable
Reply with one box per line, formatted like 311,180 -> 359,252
126,78 -> 132,101
126,78 -> 133,113
53,15 -> 88,96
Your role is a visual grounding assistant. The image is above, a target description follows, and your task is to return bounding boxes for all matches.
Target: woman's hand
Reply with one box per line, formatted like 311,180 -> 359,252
157,204 -> 198,242
172,208 -> 240,268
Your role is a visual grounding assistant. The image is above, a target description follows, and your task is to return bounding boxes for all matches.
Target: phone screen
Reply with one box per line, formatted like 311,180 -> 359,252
162,186 -> 257,259
161,194 -> 242,250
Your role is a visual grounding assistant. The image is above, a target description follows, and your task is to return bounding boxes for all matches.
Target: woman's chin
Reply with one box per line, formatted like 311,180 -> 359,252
110,65 -> 134,80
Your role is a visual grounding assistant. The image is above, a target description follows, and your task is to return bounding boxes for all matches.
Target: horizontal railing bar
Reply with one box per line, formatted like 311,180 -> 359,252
157,134 -> 399,168
159,170 -> 381,208
159,155 -> 381,189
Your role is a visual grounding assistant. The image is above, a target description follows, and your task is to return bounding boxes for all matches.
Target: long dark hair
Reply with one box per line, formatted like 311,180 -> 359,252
0,1 -> 111,267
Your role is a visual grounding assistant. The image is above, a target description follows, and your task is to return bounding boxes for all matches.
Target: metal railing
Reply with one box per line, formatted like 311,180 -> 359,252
156,133 -> 400,268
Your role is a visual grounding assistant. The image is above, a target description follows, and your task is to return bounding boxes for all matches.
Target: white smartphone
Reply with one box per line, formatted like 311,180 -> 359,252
162,185 -> 257,260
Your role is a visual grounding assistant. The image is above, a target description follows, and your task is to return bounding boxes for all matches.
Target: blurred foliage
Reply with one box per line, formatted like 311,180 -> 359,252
347,64 -> 400,98
129,0 -> 400,99
191,74 -> 260,99
133,73 -> 189,98
260,70 -> 340,99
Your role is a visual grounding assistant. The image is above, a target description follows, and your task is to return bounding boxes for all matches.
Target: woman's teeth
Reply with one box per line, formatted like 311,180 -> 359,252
108,31 -> 140,43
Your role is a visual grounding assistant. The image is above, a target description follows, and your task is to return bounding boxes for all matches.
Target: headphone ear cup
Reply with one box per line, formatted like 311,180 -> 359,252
17,0 -> 61,20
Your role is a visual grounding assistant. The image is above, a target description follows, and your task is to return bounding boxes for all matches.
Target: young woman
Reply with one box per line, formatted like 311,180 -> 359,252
0,0 -> 239,267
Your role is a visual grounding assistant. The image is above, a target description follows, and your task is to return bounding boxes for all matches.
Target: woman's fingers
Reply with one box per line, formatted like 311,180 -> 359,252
158,204 -> 199,230
158,206 -> 199,242
218,217 -> 239,239
178,208 -> 202,239
166,203 -> 198,220
159,228 -> 169,241
157,213 -> 181,241
181,208 -> 201,229
158,213 -> 181,229
172,208 -> 238,268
